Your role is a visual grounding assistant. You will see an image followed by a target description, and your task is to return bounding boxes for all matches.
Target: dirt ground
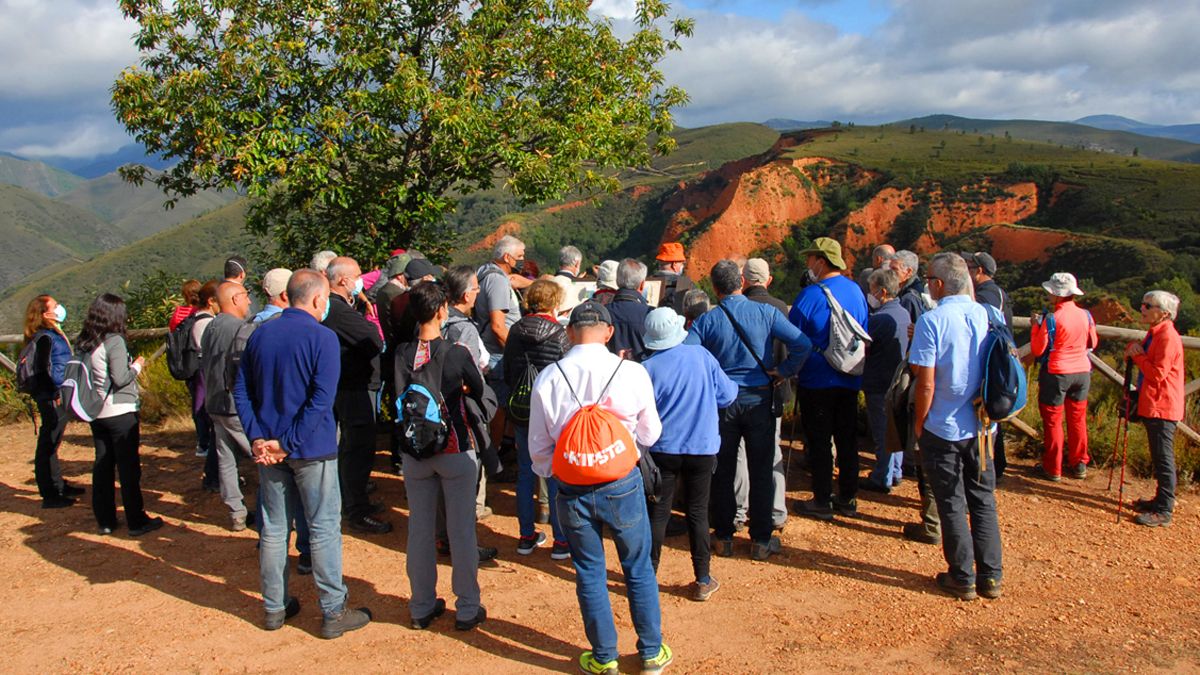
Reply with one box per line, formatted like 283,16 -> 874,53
2,419 -> 1199,674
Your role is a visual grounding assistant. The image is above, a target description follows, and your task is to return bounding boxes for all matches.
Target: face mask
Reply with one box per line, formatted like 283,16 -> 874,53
867,293 -> 882,310
512,258 -> 526,273
320,296 -> 331,322
53,305 -> 67,323
805,268 -> 818,283
352,277 -> 364,297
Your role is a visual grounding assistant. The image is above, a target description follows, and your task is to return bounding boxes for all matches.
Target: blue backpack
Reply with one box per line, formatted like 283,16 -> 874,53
395,340 -> 451,460
977,305 -> 1027,422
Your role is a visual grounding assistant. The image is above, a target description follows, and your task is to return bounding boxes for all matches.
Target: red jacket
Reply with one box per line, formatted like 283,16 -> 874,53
1030,300 -> 1098,374
1131,320 -> 1185,421
169,305 -> 196,332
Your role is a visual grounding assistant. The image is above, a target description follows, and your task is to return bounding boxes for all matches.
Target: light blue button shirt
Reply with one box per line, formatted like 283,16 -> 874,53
908,295 -> 991,442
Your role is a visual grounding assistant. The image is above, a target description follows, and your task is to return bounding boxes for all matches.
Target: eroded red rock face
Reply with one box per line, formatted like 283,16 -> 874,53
1087,297 -> 1137,326
468,220 -> 522,253
984,224 -> 1070,264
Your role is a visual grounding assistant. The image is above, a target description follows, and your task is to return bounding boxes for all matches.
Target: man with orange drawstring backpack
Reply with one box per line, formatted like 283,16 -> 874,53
527,301 -> 672,675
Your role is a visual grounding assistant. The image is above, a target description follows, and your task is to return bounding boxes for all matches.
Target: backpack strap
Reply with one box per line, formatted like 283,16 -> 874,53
716,302 -> 770,380
816,282 -> 871,340
554,357 -> 624,409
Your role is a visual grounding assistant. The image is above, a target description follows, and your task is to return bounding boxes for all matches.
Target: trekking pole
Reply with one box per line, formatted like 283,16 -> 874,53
1111,358 -> 1135,522
784,392 -> 800,485
1106,358 -> 1133,490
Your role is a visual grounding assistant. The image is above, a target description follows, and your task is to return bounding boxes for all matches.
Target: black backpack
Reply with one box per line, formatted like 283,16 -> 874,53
15,333 -> 47,394
395,340 -> 452,459
166,313 -> 201,380
507,356 -> 540,424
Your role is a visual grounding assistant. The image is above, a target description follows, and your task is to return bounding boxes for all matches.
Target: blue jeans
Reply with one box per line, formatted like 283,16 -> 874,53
555,469 -> 662,662
866,392 -> 903,487
259,457 -> 347,616
516,426 -> 563,541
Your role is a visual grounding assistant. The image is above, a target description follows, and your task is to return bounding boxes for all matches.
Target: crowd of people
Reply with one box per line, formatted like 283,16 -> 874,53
19,233 -> 1187,671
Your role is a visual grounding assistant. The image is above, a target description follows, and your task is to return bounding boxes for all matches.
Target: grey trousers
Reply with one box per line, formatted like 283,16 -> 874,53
403,451 -> 481,622
734,418 -> 787,528
921,432 -> 1002,586
211,414 -> 250,522
914,443 -> 941,538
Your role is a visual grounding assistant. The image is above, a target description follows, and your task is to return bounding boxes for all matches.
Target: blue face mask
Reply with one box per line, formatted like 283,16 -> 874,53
321,296 -> 331,322
53,305 -> 67,323
352,277 -> 364,297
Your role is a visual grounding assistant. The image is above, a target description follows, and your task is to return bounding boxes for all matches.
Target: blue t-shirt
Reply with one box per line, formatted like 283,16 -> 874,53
788,275 -> 870,390
908,295 -> 990,442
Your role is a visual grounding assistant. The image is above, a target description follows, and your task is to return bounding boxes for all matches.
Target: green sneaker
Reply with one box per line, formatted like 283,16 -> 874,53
642,644 -> 674,674
579,651 -> 618,675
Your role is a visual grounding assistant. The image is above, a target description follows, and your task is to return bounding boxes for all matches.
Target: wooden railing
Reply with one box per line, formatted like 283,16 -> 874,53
1011,317 -> 1200,445
0,328 -> 170,373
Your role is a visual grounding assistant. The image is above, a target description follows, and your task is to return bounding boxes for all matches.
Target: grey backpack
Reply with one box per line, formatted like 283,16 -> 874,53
816,282 -> 872,376
59,349 -> 109,422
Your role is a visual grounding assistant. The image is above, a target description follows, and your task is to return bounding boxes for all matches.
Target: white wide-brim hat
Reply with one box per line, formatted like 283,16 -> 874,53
1042,272 -> 1084,297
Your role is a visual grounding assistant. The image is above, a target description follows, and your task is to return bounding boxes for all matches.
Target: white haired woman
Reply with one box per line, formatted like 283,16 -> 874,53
1124,290 -> 1185,527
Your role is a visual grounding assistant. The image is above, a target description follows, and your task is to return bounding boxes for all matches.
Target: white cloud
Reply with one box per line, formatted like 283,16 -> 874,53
591,0 -> 640,21
0,116 -> 130,158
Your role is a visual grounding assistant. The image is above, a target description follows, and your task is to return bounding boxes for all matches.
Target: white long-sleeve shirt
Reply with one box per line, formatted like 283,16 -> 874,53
527,343 -> 662,479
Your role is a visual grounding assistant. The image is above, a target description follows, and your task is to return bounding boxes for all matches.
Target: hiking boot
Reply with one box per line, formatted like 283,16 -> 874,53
859,477 -> 891,494
713,537 -> 733,557
264,596 -> 300,631
296,553 -> 312,575
666,514 -> 688,537
1066,463 -> 1087,480
551,540 -> 571,560
348,514 -> 392,534
750,536 -> 782,561
455,605 -> 487,631
979,578 -> 1002,600
578,651 -> 618,675
478,545 -> 499,562
321,605 -> 372,639
902,523 -> 941,545
476,505 -> 494,521
793,498 -> 834,521
231,515 -> 247,532
1131,498 -> 1156,513
517,531 -> 547,555
1033,465 -> 1061,482
935,572 -> 978,601
1134,511 -> 1172,527
642,644 -> 674,674
692,577 -> 720,602
411,598 -> 445,630
833,497 -> 858,517
129,516 -> 164,537
61,482 -> 85,497
42,496 -> 75,509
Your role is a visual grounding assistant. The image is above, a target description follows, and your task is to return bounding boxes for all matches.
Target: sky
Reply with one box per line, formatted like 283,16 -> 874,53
2,0 -> 1199,160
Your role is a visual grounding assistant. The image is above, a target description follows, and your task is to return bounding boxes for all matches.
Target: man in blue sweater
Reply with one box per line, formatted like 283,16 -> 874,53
789,238 -> 870,520
686,260 -> 811,561
234,268 -> 372,639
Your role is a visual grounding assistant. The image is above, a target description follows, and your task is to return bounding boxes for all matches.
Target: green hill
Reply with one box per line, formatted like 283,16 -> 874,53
0,199 -> 253,330
55,171 -> 237,240
0,183 -> 131,293
895,114 -> 1200,164
0,154 -> 85,197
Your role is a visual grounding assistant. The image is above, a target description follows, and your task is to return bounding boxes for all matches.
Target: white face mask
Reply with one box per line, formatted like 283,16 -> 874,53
867,293 -> 882,310
805,268 -> 818,283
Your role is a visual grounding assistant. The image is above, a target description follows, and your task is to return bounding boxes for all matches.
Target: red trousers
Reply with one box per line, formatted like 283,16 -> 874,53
1040,399 -> 1090,475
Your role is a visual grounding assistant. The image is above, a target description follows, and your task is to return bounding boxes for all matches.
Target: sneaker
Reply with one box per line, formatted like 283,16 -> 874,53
902,523 -> 941,545
231,515 -> 247,532
793,498 -> 834,522
859,478 -> 891,494
1134,511 -> 1172,527
195,447 -> 208,457
478,545 -> 499,562
551,540 -> 571,560
476,505 -> 494,521
264,596 -> 300,630
517,531 -> 547,555
61,483 -> 85,497
129,516 -> 164,537
692,577 -> 720,602
979,578 -> 1002,600
321,605 -> 372,639
713,537 -> 733,558
1066,463 -> 1087,480
1033,465 -> 1061,482
42,496 -> 75,509
935,572 -> 978,601
455,605 -> 487,631
297,553 -> 312,575
833,497 -> 858,517
642,643 -> 674,674
348,515 -> 393,534
411,598 -> 445,630
578,651 -> 619,675
750,536 -> 782,561
96,525 -> 116,536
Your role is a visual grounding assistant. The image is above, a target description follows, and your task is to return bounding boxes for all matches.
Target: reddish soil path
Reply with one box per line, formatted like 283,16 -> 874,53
0,421 -> 1197,673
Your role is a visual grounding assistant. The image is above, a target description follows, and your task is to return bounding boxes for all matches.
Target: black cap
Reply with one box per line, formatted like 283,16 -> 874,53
404,258 -> 440,281
569,300 -> 612,326
960,251 -> 997,276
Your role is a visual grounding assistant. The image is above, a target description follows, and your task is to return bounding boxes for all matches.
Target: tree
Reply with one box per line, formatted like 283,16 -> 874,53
112,0 -> 692,266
